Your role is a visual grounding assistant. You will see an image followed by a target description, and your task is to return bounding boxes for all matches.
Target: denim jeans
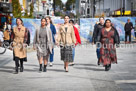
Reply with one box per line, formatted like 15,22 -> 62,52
49,49 -> 54,62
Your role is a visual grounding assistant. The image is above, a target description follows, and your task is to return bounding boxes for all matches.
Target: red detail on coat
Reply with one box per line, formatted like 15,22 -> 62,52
74,26 -> 81,45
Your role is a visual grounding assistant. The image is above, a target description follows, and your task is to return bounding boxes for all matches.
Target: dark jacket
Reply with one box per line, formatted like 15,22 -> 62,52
124,22 -> 133,32
92,23 -> 104,43
50,24 -> 56,43
26,29 -> 30,46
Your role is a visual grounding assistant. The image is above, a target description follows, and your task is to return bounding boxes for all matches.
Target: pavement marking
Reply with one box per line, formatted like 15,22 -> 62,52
115,80 -> 136,84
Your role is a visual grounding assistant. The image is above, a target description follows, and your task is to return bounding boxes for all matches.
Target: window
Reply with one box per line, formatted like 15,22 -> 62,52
47,10 -> 49,15
5,0 -> 8,2
87,8 -> 90,14
1,0 -> 9,2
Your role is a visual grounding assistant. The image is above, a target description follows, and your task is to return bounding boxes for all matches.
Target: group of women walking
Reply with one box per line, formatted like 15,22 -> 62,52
11,15 -> 81,74
10,16 -> 120,74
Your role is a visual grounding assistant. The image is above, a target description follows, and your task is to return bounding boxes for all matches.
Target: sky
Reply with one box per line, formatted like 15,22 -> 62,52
61,0 -> 67,4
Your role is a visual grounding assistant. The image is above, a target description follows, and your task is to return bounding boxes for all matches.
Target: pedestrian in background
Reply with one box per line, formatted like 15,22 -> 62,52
92,17 -> 104,65
3,22 -> 8,31
69,20 -> 81,66
134,20 -> 136,39
0,29 -> 4,46
3,28 -> 10,44
56,15 -> 76,72
46,16 -> 56,67
33,18 -> 53,72
11,18 -> 29,74
124,19 -> 133,43
97,19 -> 120,71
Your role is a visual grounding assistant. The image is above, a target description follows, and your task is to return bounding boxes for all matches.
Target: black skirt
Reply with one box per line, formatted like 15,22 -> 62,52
13,52 -> 27,62
60,46 -> 73,62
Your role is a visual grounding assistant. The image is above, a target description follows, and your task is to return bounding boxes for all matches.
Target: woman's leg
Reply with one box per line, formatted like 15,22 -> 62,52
43,56 -> 48,72
15,57 -> 19,74
64,62 -> 66,69
39,57 -> 43,71
20,59 -> 24,72
49,49 -> 54,66
65,61 -> 69,72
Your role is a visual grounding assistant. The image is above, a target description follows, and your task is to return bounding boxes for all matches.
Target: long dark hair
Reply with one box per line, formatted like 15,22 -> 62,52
104,19 -> 112,27
64,15 -> 70,19
41,18 -> 46,26
16,18 -> 23,26
46,16 -> 53,24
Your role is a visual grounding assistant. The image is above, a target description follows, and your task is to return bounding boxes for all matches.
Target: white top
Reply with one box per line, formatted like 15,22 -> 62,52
8,24 -> 11,31
0,31 -> 4,42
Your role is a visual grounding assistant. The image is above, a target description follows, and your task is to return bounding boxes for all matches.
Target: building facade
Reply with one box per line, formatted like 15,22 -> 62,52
95,0 -> 136,17
33,0 -> 54,18
0,0 -> 12,14
76,0 -> 92,18
76,0 -> 136,18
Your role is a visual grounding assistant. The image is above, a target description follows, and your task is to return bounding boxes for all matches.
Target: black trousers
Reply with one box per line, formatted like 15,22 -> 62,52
125,31 -> 131,42
15,57 -> 23,68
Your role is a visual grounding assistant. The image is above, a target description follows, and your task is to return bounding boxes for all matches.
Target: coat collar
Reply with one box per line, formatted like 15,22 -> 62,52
61,23 -> 72,26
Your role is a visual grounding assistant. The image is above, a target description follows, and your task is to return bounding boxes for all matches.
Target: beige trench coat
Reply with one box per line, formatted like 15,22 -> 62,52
56,24 -> 76,46
13,26 -> 27,59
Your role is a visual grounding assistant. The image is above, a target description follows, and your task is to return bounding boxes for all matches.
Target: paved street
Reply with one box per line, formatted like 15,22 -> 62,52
0,44 -> 136,91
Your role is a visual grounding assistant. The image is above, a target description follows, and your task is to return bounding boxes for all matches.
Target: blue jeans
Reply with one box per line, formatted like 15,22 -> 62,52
96,48 -> 100,59
72,48 -> 75,61
50,49 -> 54,62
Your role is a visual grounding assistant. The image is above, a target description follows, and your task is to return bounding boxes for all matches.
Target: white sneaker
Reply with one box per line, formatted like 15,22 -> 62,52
49,62 -> 53,67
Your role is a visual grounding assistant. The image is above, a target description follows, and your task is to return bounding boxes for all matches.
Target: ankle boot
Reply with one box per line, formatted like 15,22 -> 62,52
105,65 -> 110,71
105,65 -> 108,71
39,64 -> 42,71
20,66 -> 24,72
43,65 -> 47,72
15,67 -> 18,74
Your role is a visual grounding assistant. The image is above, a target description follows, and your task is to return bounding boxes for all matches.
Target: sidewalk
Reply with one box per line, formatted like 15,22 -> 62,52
0,45 -> 136,91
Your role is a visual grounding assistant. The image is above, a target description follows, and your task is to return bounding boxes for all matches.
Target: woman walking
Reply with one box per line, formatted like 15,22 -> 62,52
56,15 -> 76,72
69,20 -> 81,66
46,16 -> 56,67
11,18 -> 28,74
33,18 -> 53,72
97,19 -> 120,71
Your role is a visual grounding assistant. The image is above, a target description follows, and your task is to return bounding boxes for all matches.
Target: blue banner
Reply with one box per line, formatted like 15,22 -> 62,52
12,18 -> 64,43
80,17 -> 136,42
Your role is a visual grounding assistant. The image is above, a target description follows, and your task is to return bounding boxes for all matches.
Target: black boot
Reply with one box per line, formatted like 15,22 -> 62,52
20,61 -> 24,72
105,65 -> 110,71
15,60 -> 19,74
105,65 -> 108,71
108,64 -> 111,70
97,59 -> 100,65
15,67 -> 18,74
43,65 -> 47,72
39,64 -> 42,71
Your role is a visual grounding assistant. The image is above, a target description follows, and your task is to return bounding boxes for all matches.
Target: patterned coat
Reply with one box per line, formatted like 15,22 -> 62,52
97,27 -> 120,66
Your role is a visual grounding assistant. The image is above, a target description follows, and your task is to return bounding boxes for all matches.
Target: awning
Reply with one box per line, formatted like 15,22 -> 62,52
115,11 -> 131,15
0,2 -> 9,8
0,2 -> 12,13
